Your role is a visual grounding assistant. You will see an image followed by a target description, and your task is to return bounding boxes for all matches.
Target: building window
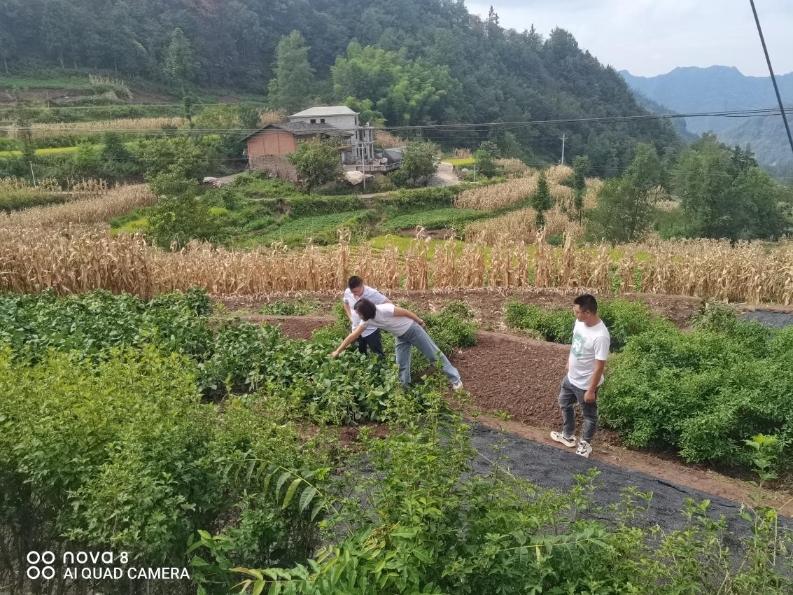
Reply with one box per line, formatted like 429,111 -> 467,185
310,119 -> 316,124
320,118 -> 326,123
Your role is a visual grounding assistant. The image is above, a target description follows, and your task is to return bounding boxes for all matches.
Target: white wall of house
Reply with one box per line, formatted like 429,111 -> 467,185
290,113 -> 358,133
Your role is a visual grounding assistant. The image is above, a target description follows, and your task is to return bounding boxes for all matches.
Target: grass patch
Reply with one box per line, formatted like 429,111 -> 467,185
446,158 -> 476,166
0,76 -> 93,90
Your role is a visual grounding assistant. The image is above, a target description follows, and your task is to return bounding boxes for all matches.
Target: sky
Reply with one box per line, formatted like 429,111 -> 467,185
466,0 -> 793,77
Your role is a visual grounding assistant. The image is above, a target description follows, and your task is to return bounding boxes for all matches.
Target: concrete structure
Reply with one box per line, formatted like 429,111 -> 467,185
289,106 -> 375,166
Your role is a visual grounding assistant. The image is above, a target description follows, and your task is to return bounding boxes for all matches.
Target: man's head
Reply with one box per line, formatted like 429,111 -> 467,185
353,298 -> 377,321
573,294 -> 598,324
348,276 -> 364,298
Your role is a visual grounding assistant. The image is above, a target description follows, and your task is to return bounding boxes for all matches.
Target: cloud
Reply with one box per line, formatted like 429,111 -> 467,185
466,0 -> 793,76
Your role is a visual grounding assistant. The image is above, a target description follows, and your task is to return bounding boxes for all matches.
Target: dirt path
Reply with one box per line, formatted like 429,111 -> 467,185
226,301 -> 793,519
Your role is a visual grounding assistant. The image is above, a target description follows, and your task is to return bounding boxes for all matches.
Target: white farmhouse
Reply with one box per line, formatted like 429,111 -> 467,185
287,106 -> 374,165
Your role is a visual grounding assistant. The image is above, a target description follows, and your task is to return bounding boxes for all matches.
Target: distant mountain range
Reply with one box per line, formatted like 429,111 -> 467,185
620,66 -> 793,177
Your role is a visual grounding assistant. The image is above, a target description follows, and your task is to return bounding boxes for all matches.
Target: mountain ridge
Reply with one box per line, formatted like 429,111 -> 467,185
619,65 -> 793,176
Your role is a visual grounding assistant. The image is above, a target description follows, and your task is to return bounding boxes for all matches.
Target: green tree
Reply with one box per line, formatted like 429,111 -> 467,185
148,173 -> 214,250
474,149 -> 497,178
392,140 -> 437,187
287,139 -> 342,193
102,132 -> 131,162
73,142 -> 101,173
572,155 -> 590,223
332,42 -> 457,126
182,94 -> 195,129
674,135 -> 786,240
268,31 -> 315,114
238,103 -> 262,132
587,144 -> 663,243
137,136 -> 210,180
163,28 -> 196,88
531,171 -> 552,228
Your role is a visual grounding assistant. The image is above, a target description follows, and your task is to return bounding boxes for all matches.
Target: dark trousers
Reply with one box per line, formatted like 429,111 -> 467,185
558,375 -> 598,443
356,328 -> 385,357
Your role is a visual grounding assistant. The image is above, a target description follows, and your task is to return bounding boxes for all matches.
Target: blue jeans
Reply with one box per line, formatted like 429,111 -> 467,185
394,322 -> 461,386
558,375 -> 598,443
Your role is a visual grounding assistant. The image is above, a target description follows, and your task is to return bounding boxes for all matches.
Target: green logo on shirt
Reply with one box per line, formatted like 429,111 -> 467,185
571,332 -> 585,357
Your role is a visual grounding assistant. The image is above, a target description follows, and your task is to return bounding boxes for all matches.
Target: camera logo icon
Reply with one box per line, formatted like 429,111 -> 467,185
26,551 -> 56,580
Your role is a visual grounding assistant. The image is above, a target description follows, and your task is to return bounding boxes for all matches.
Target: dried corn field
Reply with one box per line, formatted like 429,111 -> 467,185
375,130 -> 404,149
0,184 -> 155,228
465,205 -> 584,245
2,229 -> 792,304
455,174 -> 539,210
6,118 -> 186,139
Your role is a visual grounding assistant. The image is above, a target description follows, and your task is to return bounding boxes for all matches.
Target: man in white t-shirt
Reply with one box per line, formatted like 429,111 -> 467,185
550,294 -> 610,458
342,276 -> 391,357
330,298 -> 463,390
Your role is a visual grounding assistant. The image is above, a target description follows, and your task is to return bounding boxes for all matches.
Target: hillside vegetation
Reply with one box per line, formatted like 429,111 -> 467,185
0,0 -> 681,172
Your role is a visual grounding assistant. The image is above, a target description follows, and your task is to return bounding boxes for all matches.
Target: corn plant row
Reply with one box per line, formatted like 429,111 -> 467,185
3,228 -> 793,303
0,184 -> 155,228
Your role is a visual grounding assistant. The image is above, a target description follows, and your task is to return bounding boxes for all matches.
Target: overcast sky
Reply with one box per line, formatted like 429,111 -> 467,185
466,0 -> 793,77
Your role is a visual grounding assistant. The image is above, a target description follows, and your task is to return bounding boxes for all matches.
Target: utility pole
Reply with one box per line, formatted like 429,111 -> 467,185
560,134 -> 566,166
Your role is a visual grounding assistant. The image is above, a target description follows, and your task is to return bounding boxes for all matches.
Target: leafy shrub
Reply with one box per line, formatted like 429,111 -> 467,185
0,347 -> 333,595
600,321 -> 793,470
376,186 -> 460,212
230,413 -> 793,595
0,288 -> 213,364
504,298 -> 671,350
285,194 -> 365,217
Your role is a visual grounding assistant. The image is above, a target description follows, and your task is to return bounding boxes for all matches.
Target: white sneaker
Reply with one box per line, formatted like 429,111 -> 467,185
550,431 -> 576,448
451,381 -> 463,391
576,440 -> 592,458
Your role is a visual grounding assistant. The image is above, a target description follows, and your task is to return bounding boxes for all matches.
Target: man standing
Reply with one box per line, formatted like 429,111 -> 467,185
342,276 -> 390,357
550,294 -> 610,458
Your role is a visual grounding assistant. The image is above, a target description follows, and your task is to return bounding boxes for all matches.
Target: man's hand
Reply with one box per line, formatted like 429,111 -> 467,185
330,350 -> 340,358
418,319 -> 426,328
584,389 -> 597,403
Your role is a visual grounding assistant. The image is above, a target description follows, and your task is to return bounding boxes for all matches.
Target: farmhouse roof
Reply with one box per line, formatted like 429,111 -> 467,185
288,106 -> 358,118
243,122 -> 348,141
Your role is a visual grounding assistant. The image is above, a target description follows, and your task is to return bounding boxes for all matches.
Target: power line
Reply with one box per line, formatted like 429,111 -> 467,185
4,105 -> 793,135
748,0 -> 793,161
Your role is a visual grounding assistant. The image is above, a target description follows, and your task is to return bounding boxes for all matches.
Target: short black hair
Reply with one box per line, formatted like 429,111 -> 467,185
348,276 -> 364,290
353,298 -> 376,320
573,294 -> 598,314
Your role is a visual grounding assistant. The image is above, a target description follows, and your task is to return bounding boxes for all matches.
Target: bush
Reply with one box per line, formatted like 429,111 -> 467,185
504,298 -> 671,350
376,185 -> 460,212
600,321 -> 793,470
285,194 -> 365,217
0,347 -> 333,595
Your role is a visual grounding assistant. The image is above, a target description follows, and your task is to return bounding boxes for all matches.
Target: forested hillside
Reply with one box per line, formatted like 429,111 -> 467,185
0,0 -> 681,173
621,66 -> 793,177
